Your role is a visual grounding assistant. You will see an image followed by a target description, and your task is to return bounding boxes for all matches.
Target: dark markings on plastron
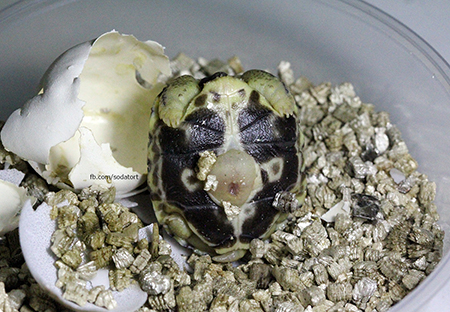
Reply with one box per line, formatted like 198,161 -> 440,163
240,154 -> 299,241
158,126 -> 188,155
238,91 -> 271,131
153,106 -> 234,247
159,153 -> 237,248
260,169 -> 269,185
240,199 -> 280,243
184,108 -> 225,153
184,108 -> 225,132
154,107 -> 225,207
157,109 -> 225,155
186,173 -> 198,185
183,205 -> 236,247
238,90 -> 297,163
160,153 -> 210,204
241,184 -> 299,241
271,162 -> 281,176
239,102 -> 301,241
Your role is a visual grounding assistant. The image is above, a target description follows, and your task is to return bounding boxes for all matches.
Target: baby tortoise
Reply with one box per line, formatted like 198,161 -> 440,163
148,70 -> 306,261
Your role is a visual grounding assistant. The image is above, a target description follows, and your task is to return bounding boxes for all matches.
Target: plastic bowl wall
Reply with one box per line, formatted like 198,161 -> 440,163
1,1 -> 450,311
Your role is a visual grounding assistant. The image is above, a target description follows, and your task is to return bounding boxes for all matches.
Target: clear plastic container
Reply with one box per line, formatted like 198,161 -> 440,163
1,1 -> 449,311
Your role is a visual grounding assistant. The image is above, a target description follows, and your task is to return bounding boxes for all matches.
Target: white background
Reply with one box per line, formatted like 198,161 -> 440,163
1,0 -> 449,310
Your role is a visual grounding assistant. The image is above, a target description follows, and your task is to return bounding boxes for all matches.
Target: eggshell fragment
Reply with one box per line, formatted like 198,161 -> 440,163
19,201 -> 148,312
0,168 -> 35,235
320,199 -> 351,223
67,127 -> 144,192
1,31 -> 171,196
19,199 -> 187,311
1,42 -> 89,164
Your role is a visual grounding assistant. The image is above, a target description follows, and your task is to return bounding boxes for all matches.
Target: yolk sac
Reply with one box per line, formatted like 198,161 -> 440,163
207,149 -> 258,207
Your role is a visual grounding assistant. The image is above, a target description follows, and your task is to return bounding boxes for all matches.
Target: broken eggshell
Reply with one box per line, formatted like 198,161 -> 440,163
19,200 -> 187,311
0,168 -> 35,236
0,31 -> 171,197
19,201 -> 146,312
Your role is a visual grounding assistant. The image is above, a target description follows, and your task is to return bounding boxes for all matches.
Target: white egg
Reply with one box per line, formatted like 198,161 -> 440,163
0,31 -> 171,197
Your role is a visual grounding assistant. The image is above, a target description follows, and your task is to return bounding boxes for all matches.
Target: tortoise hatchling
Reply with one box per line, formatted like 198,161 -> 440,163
148,70 -> 306,262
